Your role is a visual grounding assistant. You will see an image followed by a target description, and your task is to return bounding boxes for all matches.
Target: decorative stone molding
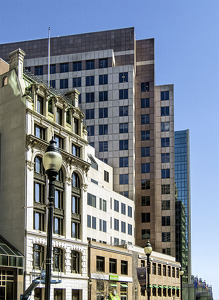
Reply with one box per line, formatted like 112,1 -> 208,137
26,160 -> 34,171
82,184 -> 88,192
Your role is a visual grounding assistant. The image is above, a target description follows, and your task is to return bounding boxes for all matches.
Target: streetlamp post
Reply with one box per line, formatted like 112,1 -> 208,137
43,138 -> 62,300
144,240 -> 152,300
179,268 -> 184,300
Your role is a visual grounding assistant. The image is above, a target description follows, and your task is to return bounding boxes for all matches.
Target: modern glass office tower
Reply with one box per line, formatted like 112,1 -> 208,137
174,130 -> 191,283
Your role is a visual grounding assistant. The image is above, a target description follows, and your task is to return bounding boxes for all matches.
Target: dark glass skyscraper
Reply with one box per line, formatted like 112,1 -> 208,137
175,130 -> 191,283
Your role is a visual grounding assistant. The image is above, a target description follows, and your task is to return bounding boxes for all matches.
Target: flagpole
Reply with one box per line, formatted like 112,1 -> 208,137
48,27 -> 50,86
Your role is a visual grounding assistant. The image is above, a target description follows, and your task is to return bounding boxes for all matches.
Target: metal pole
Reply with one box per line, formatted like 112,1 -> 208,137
147,254 -> 150,300
45,174 -> 55,300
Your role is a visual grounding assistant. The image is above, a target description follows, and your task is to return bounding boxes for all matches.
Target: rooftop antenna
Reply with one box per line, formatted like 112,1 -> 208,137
48,27 -> 50,86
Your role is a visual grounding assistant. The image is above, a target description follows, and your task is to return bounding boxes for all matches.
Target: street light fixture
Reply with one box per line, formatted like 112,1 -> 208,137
144,240 -> 152,300
43,137 -> 62,300
179,268 -> 184,300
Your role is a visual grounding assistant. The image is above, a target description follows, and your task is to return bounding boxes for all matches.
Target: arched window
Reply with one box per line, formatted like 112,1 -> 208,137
71,172 -> 81,239
33,244 -> 44,269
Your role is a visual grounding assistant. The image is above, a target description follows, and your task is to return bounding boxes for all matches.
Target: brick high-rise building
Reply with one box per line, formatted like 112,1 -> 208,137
0,27 -> 176,256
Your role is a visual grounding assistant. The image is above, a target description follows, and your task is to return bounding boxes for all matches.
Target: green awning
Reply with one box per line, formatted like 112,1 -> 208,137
176,287 -> 181,290
163,286 -> 168,289
121,284 -> 128,288
168,286 -> 173,289
172,286 -> 177,289
149,284 -> 153,288
158,285 -> 163,288
153,285 -> 158,288
110,284 -> 117,287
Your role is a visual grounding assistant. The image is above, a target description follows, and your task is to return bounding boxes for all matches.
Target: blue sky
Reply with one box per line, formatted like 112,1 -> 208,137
1,0 -> 219,298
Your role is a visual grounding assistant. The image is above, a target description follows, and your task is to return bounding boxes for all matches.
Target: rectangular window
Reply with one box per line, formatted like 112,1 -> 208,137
87,125 -> 94,136
92,216 -> 96,229
86,109 -> 95,119
119,89 -> 128,99
87,215 -> 91,228
54,134 -> 64,149
60,78 -> 68,89
162,248 -> 171,255
71,222 -> 80,238
73,77 -> 81,88
128,224 -> 132,235
142,196 -> 150,206
152,263 -> 156,275
141,114 -> 150,124
161,153 -> 170,163
99,141 -> 108,152
55,189 -> 63,209
121,221 -> 126,233
161,91 -> 169,101
36,96 -> 43,114
168,266 -> 171,277
104,170 -> 109,182
50,80 -> 56,88
119,106 -> 128,116
141,163 -> 150,173
114,218 -> 119,231
141,147 -> 150,157
34,182 -> 44,204
161,137 -> 170,147
35,66 -> 43,75
73,61 -> 82,71
99,107 -> 108,118
72,143 -> 80,157
121,203 -> 126,215
141,130 -> 150,141
72,195 -> 80,214
56,107 -> 62,125
86,92 -> 94,103
161,184 -> 170,194
162,232 -> 171,242
119,157 -> 128,167
119,140 -> 128,150
99,74 -> 108,85
87,193 -> 96,208
142,213 -> 150,223
119,72 -> 128,82
119,123 -> 128,133
142,229 -> 150,240
60,63 -> 69,73
121,260 -> 128,275
141,82 -> 149,92
54,216 -> 63,235
161,106 -> 169,116
162,216 -> 170,226
128,206 -> 132,218
162,200 -> 170,210
141,180 -> 150,190
34,211 -> 44,231
50,64 -> 56,74
33,244 -> 44,269
99,91 -> 108,101
99,219 -> 102,231
86,76 -> 94,86
53,248 -> 63,272
158,264 -> 161,276
86,60 -> 94,70
119,174 -> 128,185
34,124 -> 45,140
103,200 -> 107,212
161,122 -> 170,132
161,169 -> 170,178
99,58 -> 108,68
163,265 -> 166,276
109,258 -> 117,274
96,256 -> 105,272
99,124 -> 108,135
103,220 -> 107,232
114,199 -> 119,212
141,98 -> 150,108
74,118 -> 79,135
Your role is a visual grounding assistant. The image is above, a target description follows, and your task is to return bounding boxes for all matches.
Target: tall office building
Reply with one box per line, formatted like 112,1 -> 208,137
0,27 -> 176,256
174,130 -> 191,283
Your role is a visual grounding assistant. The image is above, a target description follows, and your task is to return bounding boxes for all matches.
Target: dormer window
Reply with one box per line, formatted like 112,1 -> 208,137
56,107 -> 62,125
36,96 -> 43,114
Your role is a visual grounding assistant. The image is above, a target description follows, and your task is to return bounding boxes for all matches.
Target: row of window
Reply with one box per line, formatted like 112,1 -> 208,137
33,244 -> 81,273
140,181 -> 171,193
86,105 -> 129,120
113,219 -> 132,235
96,256 -> 128,275
141,286 -> 180,298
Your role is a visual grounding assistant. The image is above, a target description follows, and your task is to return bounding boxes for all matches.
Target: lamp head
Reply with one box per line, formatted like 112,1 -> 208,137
144,240 -> 152,256
43,137 -> 62,177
